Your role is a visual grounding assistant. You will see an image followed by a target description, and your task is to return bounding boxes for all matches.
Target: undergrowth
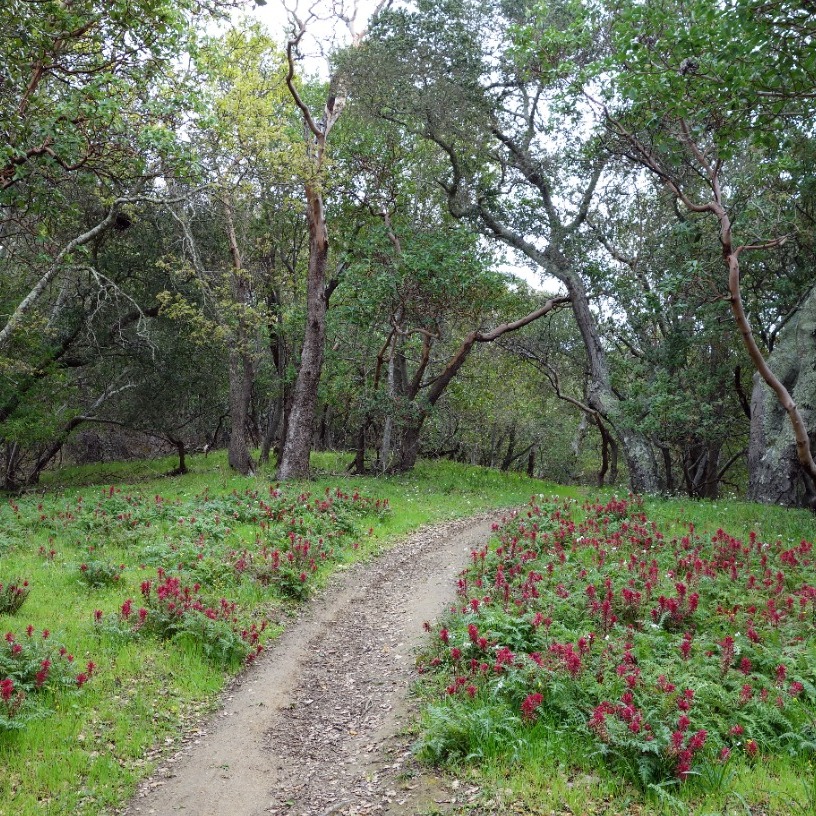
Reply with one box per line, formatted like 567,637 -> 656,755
0,452 -> 547,815
416,494 -> 816,814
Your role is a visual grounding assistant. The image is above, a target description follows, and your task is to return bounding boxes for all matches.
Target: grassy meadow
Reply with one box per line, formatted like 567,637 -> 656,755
0,452 -> 555,816
0,452 -> 814,815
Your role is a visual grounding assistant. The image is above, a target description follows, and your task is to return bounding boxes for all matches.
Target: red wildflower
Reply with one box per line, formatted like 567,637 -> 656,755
657,675 -> 676,693
495,646 -> 515,666
688,730 -> 707,751
789,681 -> 804,697
669,730 -> 685,755
719,635 -> 735,674
521,692 -> 544,721
35,659 -> 51,688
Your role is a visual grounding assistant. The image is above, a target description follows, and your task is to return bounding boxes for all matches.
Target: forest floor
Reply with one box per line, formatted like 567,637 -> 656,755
119,512 -> 502,816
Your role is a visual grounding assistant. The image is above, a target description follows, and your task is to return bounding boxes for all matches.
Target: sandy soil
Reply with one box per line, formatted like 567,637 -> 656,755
120,512 -> 508,816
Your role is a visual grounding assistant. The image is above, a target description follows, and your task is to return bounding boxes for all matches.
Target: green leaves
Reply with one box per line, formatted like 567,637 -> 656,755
604,0 -> 816,154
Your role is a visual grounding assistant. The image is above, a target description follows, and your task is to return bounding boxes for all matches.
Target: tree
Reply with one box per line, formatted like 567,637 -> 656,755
343,0 -> 665,492
597,0 -> 816,506
275,2 -> 392,480
0,0 -> 230,486
584,177 -> 754,497
163,22 -> 302,476
0,0 -> 219,352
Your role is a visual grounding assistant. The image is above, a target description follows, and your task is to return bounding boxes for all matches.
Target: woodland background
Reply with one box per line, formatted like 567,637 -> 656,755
2,0 -> 815,507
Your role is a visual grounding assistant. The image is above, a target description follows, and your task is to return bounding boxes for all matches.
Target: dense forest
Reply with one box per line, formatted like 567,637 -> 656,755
1,0 -> 814,506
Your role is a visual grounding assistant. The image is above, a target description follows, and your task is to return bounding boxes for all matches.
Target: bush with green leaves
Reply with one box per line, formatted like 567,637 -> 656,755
1,626 -> 95,731
107,569 -> 266,666
78,560 -> 124,588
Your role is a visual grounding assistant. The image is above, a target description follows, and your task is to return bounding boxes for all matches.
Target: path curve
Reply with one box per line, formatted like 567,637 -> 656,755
121,512 -> 506,816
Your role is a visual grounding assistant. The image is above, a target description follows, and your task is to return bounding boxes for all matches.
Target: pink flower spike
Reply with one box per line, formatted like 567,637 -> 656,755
521,692 -> 544,721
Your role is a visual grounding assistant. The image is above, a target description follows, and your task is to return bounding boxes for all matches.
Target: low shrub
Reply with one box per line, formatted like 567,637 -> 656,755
0,579 -> 30,615
78,560 -> 124,588
105,569 -> 266,666
0,626 -> 95,731
418,496 -> 816,786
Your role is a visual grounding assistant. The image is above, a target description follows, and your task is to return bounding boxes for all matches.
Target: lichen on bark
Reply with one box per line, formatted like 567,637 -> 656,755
749,285 -> 816,507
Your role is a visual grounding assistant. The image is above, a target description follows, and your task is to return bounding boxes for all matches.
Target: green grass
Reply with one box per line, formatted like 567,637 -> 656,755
413,491 -> 816,816
0,451 -> 559,816
5,452 -> 816,816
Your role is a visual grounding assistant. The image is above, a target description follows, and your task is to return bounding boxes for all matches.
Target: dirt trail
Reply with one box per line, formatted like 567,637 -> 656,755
121,512 -> 506,816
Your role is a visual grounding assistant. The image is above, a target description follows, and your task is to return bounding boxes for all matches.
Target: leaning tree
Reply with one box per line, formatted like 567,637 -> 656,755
342,0 -> 665,492
595,0 -> 816,506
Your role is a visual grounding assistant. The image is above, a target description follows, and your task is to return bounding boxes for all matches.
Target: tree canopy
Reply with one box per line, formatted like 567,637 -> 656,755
1,0 -> 814,507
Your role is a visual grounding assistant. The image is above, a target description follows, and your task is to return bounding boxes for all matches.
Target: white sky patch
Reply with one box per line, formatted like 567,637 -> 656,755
239,1 -> 387,65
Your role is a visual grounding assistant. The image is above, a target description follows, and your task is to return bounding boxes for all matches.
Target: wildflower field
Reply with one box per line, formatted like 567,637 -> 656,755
417,495 -> 816,814
2,452 -> 816,816
0,454 -> 543,815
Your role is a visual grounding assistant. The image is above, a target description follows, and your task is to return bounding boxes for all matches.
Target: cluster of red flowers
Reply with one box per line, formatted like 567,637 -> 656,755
100,569 -> 267,664
423,495 -> 815,782
1,627 -> 95,725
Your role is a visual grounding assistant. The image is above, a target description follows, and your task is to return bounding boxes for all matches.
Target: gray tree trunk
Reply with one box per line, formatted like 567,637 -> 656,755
277,183 -> 329,480
379,345 -> 396,473
224,204 -> 256,478
748,286 -> 816,507
227,346 -> 256,477
565,272 -> 663,494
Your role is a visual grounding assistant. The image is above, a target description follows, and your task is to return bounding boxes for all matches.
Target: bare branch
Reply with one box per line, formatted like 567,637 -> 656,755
285,20 -> 323,139
567,160 -> 606,233
734,236 -> 788,256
